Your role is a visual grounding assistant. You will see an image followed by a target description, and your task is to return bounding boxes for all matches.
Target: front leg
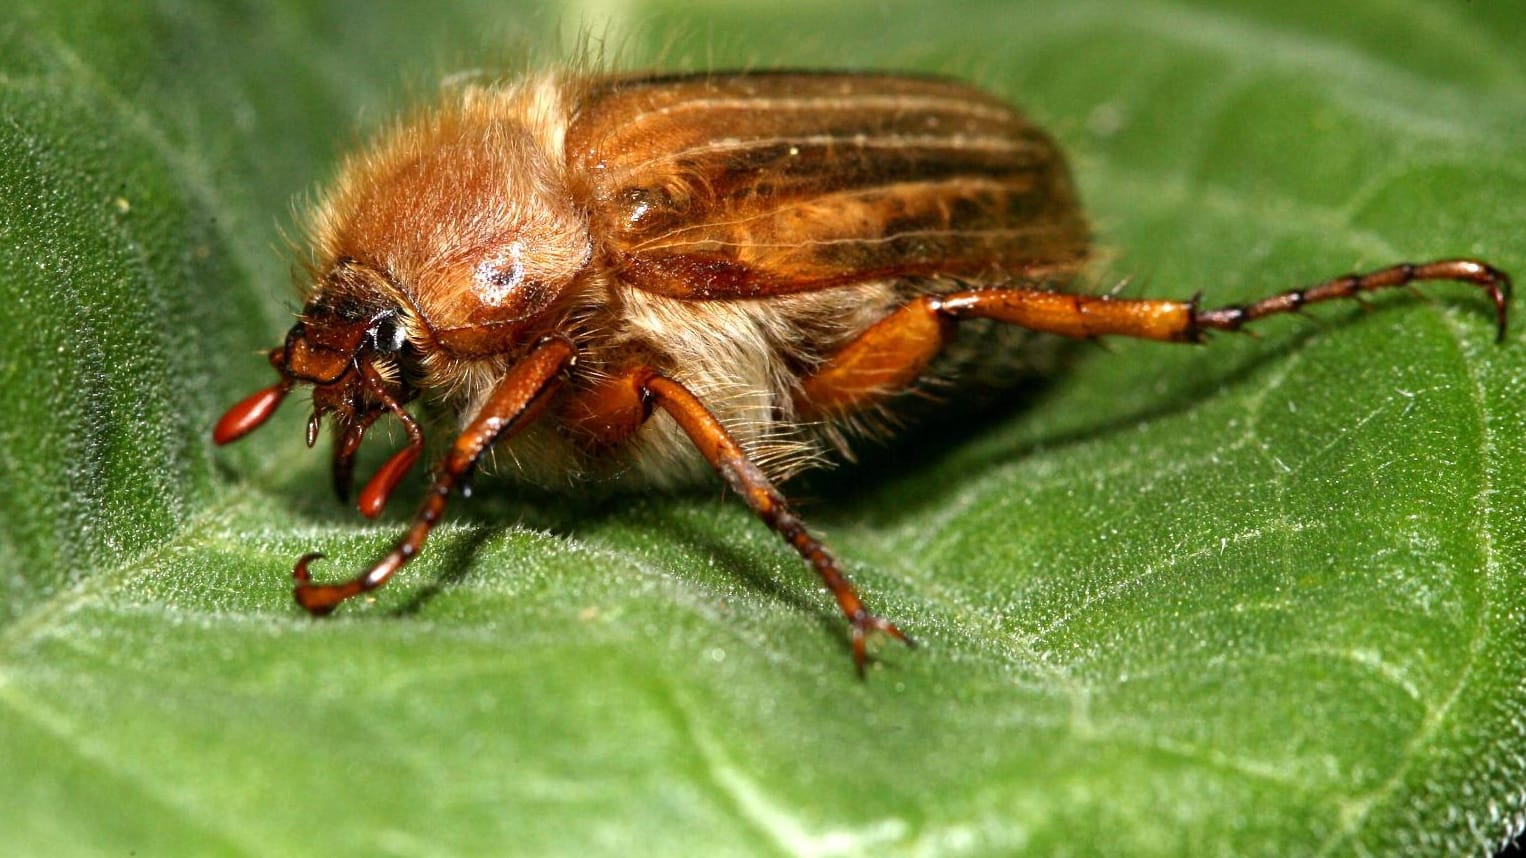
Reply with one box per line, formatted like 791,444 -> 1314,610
293,336 -> 576,613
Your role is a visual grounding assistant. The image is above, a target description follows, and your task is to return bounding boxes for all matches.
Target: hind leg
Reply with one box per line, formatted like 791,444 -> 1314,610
797,259 -> 1509,418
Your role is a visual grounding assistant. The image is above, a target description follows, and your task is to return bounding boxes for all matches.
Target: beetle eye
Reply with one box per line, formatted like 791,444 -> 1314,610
370,313 -> 406,355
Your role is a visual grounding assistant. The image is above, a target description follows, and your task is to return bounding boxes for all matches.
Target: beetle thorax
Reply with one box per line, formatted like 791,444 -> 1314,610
306,76 -> 592,362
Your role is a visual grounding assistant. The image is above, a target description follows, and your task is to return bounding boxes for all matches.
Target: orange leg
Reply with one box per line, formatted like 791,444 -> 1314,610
562,369 -> 913,674
292,336 -> 576,613
799,258 -> 1510,416
559,369 -> 650,449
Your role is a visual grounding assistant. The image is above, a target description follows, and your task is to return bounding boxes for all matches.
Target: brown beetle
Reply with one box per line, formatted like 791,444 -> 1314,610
214,71 -> 1510,672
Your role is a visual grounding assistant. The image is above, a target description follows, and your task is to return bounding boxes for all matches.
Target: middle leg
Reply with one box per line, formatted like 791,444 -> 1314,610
561,368 -> 913,674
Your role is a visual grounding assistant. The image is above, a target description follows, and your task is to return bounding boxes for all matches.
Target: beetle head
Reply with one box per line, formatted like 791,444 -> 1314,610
213,261 -> 426,517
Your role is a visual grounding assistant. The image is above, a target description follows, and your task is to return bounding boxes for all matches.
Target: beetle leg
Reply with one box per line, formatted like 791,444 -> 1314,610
632,370 -> 912,676
1185,259 -> 1508,341
293,335 -> 576,614
559,368 -> 652,449
798,258 -> 1510,417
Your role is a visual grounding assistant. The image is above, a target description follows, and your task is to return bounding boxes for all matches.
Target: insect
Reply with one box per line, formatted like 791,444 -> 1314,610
214,70 -> 1510,674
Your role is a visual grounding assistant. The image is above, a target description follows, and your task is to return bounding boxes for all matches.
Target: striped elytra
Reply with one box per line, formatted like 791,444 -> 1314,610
214,70 -> 1509,673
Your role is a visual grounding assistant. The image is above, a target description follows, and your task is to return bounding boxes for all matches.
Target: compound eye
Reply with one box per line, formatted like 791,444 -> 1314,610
370,312 -> 407,355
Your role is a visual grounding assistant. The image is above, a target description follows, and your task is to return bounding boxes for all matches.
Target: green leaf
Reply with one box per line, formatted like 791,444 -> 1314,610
4,1 -> 1524,855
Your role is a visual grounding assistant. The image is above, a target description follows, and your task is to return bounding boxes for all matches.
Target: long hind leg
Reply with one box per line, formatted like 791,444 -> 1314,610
797,259 -> 1509,418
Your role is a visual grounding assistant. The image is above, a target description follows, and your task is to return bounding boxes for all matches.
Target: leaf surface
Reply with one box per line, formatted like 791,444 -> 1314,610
3,2 -> 1524,855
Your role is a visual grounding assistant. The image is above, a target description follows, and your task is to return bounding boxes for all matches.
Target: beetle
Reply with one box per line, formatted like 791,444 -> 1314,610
214,70 -> 1510,673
